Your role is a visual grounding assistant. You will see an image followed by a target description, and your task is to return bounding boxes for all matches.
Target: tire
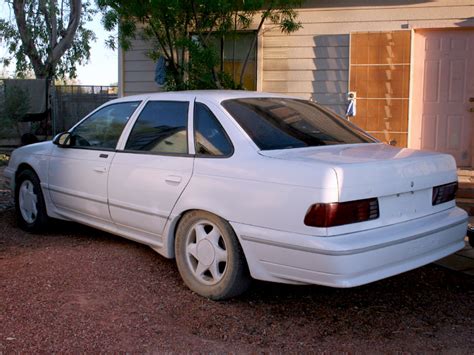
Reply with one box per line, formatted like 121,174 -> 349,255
468,225 -> 474,248
175,211 -> 251,300
15,169 -> 49,232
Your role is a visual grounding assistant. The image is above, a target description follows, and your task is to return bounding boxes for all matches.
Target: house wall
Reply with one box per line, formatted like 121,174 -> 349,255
261,0 -> 474,116
121,37 -> 164,97
120,0 -> 474,117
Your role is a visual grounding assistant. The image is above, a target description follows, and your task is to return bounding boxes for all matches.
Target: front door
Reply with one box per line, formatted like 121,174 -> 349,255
107,99 -> 194,243
48,101 -> 141,224
412,29 -> 474,168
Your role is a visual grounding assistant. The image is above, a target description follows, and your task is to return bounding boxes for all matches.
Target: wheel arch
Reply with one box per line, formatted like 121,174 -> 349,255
14,163 -> 39,192
15,163 -> 37,180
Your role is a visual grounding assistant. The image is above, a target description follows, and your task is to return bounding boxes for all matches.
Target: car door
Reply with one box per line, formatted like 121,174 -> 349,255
48,101 -> 141,224
107,97 -> 194,240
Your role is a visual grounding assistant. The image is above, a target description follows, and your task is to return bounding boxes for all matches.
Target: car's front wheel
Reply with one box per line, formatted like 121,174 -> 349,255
175,211 -> 250,300
15,169 -> 49,232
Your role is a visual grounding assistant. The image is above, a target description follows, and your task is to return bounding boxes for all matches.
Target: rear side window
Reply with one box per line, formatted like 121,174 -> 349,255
125,101 -> 189,154
71,101 -> 140,149
194,103 -> 233,157
222,98 -> 375,150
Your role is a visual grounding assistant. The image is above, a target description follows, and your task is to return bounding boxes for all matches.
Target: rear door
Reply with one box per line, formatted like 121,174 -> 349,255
107,96 -> 195,240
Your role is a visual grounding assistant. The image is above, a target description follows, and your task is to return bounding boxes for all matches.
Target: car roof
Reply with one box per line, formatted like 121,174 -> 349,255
111,90 -> 304,105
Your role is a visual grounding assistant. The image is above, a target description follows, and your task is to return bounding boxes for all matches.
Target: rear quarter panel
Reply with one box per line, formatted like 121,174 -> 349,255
171,153 -> 339,236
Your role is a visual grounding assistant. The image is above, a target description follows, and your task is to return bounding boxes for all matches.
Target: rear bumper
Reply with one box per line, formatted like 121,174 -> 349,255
232,207 -> 468,287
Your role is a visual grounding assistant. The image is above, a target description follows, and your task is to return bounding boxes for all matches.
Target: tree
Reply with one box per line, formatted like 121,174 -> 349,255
0,0 -> 96,81
98,0 -> 302,90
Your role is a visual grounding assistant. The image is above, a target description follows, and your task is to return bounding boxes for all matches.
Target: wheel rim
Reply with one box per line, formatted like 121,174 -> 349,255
184,220 -> 228,285
19,180 -> 38,224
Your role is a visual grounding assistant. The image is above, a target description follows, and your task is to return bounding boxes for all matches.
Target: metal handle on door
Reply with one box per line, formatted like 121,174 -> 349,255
165,175 -> 182,184
93,167 -> 107,173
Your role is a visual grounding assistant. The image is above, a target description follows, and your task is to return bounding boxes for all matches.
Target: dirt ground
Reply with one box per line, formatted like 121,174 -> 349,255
1,165 -> 474,352
0,207 -> 473,353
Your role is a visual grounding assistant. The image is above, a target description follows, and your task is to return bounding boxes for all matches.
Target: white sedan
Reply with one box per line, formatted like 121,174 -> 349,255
4,91 -> 468,299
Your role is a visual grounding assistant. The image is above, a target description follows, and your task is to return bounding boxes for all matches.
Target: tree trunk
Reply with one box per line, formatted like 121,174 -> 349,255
13,0 -> 82,81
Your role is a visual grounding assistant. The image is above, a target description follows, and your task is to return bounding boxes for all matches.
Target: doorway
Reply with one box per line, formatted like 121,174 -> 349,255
411,29 -> 474,168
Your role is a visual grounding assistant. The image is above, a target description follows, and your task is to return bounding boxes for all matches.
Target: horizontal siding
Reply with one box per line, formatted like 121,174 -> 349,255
261,0 -> 473,117
123,49 -> 151,61
124,81 -> 161,93
263,70 -> 348,82
300,0 -> 474,8
124,71 -> 155,83
263,81 -> 347,94
263,58 -> 348,71
263,34 -> 349,115
264,35 -> 349,48
125,60 -> 156,72
295,5 -> 473,23
263,46 -> 349,59
122,37 -> 163,96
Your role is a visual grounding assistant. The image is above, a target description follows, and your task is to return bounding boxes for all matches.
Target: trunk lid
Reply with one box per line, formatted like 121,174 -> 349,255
260,143 -> 458,230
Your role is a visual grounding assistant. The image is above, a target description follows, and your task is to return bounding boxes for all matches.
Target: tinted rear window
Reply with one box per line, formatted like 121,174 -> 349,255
222,98 -> 376,150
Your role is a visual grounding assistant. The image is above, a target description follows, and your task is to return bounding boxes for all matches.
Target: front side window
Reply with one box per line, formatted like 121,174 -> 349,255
125,101 -> 189,154
222,98 -> 376,150
194,103 -> 233,157
71,101 -> 140,149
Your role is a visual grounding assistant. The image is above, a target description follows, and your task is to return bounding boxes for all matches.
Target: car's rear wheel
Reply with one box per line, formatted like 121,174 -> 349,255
15,169 -> 49,232
468,224 -> 474,248
175,211 -> 250,300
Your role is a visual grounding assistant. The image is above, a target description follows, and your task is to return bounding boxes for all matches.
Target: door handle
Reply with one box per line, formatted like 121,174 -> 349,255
165,175 -> 182,184
93,167 -> 107,173
469,108 -> 474,112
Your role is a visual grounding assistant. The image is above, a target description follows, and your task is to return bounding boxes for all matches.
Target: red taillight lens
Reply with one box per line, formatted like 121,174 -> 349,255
304,198 -> 379,228
432,182 -> 457,206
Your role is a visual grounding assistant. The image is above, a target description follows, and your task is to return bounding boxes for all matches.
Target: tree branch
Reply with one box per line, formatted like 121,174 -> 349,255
13,0 -> 45,77
49,0 -> 81,74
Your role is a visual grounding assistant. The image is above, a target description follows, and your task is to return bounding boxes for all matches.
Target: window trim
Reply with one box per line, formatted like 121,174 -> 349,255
193,102 -> 235,159
66,101 -> 143,151
122,100 -> 192,156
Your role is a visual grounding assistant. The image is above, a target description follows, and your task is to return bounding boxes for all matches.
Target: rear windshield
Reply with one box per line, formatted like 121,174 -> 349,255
222,98 -> 376,150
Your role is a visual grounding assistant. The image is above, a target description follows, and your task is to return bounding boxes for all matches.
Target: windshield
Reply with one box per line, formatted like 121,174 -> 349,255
222,98 -> 377,150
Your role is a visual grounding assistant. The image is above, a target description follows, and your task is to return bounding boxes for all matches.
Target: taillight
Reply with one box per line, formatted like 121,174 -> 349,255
304,198 -> 379,228
432,182 -> 457,206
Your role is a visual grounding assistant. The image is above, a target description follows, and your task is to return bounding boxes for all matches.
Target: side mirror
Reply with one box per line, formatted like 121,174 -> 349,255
53,132 -> 72,147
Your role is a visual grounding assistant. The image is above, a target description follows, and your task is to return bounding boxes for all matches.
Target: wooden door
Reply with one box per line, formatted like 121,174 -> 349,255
412,29 -> 474,168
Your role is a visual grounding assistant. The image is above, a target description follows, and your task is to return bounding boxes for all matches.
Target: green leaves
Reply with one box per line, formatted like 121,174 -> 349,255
98,0 -> 302,90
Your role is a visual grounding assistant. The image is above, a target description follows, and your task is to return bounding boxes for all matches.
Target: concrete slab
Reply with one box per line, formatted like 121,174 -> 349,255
457,247 -> 474,258
435,253 -> 474,272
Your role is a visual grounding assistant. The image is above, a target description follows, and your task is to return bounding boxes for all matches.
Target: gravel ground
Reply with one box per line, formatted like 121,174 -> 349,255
1,165 -> 474,352
1,211 -> 473,352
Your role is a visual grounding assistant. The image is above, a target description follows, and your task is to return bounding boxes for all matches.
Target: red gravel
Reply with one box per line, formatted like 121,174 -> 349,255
1,210 -> 474,352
